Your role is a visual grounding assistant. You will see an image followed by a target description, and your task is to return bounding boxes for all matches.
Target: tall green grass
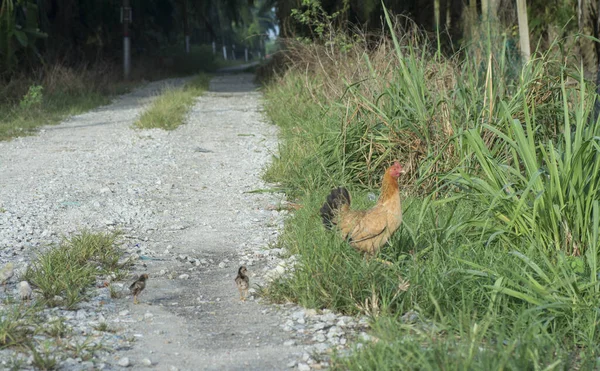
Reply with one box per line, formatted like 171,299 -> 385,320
263,16 -> 600,369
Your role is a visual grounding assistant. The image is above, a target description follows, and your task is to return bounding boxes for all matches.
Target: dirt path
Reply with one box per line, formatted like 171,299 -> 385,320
115,74 -> 304,370
0,74 -> 305,370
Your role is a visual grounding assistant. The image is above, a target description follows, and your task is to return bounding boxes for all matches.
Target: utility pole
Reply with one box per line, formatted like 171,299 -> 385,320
182,0 -> 190,53
122,0 -> 132,79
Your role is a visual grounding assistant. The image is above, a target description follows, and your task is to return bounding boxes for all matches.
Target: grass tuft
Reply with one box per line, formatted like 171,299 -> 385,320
0,306 -> 39,348
24,230 -> 125,309
134,73 -> 210,130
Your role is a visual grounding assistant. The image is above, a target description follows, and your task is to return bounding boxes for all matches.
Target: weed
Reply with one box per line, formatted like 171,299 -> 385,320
29,342 -> 58,370
134,73 -> 210,130
24,230 -> 124,309
0,306 -> 39,348
108,285 -> 121,299
19,84 -> 43,109
93,322 -> 115,333
43,318 -> 70,339
6,357 -> 26,371
64,337 -> 104,360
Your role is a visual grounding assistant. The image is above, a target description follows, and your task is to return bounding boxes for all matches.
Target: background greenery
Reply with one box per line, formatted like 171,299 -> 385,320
261,3 -> 600,369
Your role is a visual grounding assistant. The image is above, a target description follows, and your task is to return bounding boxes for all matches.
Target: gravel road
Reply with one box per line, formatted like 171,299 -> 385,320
0,73 -> 368,370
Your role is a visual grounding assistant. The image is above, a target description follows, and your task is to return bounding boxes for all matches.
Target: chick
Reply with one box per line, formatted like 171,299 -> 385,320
129,274 -> 149,304
235,266 -> 249,302
0,263 -> 14,291
18,281 -> 32,301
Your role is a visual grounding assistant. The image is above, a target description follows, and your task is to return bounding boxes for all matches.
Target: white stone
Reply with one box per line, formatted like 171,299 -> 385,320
141,358 -> 152,366
117,357 -> 130,367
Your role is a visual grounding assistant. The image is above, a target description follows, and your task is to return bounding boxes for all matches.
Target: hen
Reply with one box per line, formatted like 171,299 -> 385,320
320,162 -> 405,254
129,274 -> 149,304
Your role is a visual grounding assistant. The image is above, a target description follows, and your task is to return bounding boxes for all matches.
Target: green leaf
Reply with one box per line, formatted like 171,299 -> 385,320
13,29 -> 27,46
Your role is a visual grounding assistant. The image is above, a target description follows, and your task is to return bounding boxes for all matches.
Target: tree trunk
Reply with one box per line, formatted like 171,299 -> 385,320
439,0 -> 448,30
449,0 -> 463,42
516,0 -> 530,63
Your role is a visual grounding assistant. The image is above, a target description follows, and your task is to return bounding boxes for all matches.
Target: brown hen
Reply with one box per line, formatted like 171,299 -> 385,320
320,162 -> 405,254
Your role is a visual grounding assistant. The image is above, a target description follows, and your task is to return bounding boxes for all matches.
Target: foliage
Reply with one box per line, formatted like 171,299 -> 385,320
0,0 -> 47,74
19,83 -> 42,108
263,13 -> 600,369
449,81 -> 600,255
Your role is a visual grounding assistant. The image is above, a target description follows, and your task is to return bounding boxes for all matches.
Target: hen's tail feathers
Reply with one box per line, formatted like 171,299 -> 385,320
320,187 -> 351,230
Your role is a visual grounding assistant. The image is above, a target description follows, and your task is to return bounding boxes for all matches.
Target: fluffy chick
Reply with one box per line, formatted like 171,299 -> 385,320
0,263 -> 14,291
18,281 -> 32,301
235,266 -> 249,302
129,274 -> 149,304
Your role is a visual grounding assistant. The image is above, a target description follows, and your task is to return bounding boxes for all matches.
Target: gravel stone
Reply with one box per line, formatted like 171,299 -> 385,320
117,357 -> 130,367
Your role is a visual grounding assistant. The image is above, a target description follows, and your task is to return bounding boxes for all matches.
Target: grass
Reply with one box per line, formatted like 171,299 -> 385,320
24,230 -> 126,309
0,306 -> 39,348
261,15 -> 600,370
133,73 -> 210,130
0,229 -> 130,368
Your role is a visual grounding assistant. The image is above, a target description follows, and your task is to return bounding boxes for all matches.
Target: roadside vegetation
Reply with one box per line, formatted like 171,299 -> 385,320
0,230 -> 129,369
0,47 -> 226,141
134,73 -> 211,130
262,13 -> 600,370
24,230 -> 128,309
